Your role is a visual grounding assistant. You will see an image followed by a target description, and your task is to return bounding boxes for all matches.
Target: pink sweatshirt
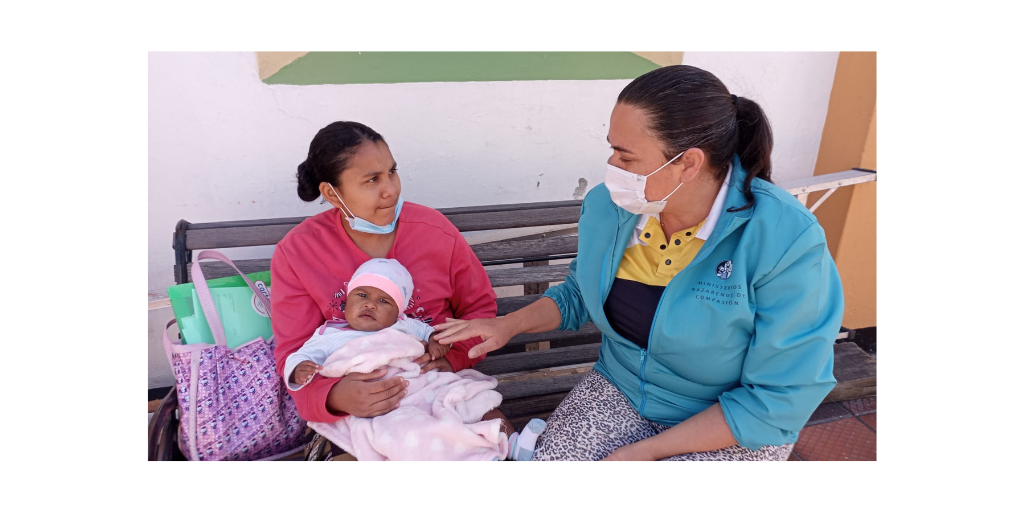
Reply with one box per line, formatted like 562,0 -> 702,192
270,202 -> 497,423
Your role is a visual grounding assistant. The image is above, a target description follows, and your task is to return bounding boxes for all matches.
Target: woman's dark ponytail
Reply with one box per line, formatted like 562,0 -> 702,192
295,121 -> 386,203
730,95 -> 774,212
617,65 -> 775,212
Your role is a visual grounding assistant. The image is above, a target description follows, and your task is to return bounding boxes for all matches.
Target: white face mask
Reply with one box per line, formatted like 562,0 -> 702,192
604,151 -> 685,215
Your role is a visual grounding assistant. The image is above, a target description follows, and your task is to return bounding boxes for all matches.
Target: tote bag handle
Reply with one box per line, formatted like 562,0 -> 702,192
190,250 -> 272,347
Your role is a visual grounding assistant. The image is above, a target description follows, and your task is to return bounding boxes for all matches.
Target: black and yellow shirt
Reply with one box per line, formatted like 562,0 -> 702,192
603,169 -> 731,350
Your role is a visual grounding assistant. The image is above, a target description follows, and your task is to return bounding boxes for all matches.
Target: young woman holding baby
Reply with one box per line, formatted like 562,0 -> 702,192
270,121 -> 518,460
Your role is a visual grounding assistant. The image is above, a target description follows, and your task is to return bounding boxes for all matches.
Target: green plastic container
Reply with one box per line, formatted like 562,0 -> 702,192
167,271 -> 272,349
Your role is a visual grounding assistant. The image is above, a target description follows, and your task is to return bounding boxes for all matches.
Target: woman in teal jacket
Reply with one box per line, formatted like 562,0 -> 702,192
434,65 -> 844,461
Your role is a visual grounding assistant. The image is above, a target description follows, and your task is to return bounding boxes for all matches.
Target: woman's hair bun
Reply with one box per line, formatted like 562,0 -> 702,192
295,160 -> 322,202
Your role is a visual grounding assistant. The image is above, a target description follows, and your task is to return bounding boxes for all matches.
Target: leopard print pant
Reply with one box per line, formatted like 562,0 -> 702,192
533,371 -> 794,461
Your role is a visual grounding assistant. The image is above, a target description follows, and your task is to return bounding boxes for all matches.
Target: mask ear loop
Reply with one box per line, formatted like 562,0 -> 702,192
648,150 -> 688,201
645,150 -> 686,177
328,184 -> 358,220
659,180 -> 686,202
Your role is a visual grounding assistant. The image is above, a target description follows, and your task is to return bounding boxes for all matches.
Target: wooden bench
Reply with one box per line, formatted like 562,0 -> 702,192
149,169 -> 877,461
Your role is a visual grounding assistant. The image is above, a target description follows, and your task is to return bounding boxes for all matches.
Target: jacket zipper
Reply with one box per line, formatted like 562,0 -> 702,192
639,217 -> 739,416
639,349 -> 648,414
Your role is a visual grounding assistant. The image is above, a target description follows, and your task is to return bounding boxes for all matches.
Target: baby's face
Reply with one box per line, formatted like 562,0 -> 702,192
346,286 -> 400,331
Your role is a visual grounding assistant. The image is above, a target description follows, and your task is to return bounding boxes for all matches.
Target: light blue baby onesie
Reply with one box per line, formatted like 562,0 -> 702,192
284,317 -> 435,391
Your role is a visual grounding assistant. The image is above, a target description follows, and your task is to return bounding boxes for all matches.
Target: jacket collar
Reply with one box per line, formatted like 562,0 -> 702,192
705,155 -> 754,243
695,163 -> 733,240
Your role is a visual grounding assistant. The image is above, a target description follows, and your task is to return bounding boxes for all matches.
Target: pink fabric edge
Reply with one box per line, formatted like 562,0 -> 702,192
190,261 -> 228,347
188,355 -> 201,460
164,319 -> 272,357
347,274 -> 405,310
318,319 -> 350,335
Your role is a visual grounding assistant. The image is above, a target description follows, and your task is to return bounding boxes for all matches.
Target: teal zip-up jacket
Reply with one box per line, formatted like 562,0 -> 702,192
542,156 -> 844,451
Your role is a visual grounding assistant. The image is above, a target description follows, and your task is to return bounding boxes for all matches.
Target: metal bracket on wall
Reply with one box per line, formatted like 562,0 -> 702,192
784,169 -> 877,213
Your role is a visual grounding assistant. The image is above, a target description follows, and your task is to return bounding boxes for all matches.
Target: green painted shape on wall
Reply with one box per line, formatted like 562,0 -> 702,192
263,52 -> 662,85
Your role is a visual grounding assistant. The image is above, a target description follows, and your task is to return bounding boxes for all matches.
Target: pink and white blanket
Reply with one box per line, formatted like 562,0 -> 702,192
307,328 -> 507,461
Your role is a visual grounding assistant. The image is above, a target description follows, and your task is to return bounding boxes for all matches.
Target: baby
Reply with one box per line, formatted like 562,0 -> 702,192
284,261 -> 446,388
283,258 -> 543,461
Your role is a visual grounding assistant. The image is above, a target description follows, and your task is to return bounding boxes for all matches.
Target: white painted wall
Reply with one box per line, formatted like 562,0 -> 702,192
147,52 -> 838,388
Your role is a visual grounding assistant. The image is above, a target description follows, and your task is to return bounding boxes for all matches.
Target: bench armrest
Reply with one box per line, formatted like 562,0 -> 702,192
147,387 -> 182,461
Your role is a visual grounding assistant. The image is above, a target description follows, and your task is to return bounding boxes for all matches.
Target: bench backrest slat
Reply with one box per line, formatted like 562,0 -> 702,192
181,202 -> 584,252
504,323 -> 602,349
186,225 -> 298,251
496,294 -> 544,316
186,216 -> 310,230
187,259 -> 272,281
497,393 -> 570,419
484,264 -> 570,287
432,199 -> 582,215
496,372 -> 587,400
444,206 -> 581,232
474,344 -> 600,375
180,260 -> 548,319
189,260 -> 573,290
470,234 -> 577,263
186,238 -> 579,282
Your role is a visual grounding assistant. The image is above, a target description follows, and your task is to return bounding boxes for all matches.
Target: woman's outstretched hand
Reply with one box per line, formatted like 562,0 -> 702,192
431,317 -> 519,359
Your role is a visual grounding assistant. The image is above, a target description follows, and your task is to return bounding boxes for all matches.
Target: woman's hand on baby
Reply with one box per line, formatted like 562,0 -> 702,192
431,317 -> 518,358
425,333 -> 451,360
414,334 -> 455,373
290,361 -> 322,385
326,368 -> 409,418
418,356 -> 454,374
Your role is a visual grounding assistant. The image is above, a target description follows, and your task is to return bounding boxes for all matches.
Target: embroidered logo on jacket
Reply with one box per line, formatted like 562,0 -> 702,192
716,260 -> 733,279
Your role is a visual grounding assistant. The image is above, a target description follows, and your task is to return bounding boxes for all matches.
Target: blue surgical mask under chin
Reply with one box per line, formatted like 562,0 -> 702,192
328,184 -> 404,235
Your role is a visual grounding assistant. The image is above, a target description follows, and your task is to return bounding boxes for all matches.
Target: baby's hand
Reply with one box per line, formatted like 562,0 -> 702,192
425,332 -> 451,361
291,360 -> 323,385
